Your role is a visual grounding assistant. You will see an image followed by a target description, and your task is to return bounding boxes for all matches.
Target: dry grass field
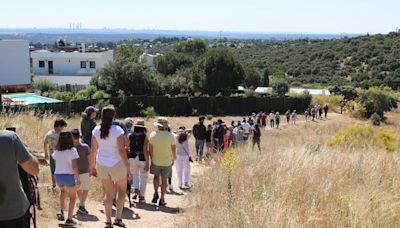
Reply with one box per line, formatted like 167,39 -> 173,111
1,111 -> 400,227
182,111 -> 400,228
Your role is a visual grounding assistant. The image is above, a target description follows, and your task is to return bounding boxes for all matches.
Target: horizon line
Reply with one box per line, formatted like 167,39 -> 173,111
0,27 -> 373,35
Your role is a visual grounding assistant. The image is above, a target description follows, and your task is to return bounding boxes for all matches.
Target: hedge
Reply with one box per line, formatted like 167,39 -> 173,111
3,96 -> 311,117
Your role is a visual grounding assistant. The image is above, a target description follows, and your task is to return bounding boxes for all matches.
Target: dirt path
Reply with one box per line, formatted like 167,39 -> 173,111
38,162 -> 206,228
37,113 -> 342,228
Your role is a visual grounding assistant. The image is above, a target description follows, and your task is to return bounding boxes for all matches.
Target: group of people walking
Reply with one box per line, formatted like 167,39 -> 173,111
305,104 -> 329,121
1,103 -> 327,228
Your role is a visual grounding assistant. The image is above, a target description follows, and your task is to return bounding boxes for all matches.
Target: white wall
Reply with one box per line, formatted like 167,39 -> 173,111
31,50 -> 113,76
34,75 -> 92,86
0,40 -> 30,86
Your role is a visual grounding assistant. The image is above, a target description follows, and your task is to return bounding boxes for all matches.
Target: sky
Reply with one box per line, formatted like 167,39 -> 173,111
1,0 -> 399,34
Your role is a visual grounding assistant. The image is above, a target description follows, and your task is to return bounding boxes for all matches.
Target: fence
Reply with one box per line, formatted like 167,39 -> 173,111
2,96 -> 311,117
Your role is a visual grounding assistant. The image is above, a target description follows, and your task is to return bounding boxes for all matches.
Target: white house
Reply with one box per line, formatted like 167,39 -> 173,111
238,86 -> 331,96
31,49 -> 114,86
140,53 -> 161,67
0,40 -> 30,88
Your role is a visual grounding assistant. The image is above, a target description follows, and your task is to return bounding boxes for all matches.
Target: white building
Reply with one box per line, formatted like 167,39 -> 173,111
238,86 -> 331,96
140,53 -> 161,67
0,40 -> 31,87
31,49 -> 114,85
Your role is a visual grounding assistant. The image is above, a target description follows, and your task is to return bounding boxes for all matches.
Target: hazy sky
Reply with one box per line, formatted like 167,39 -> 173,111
1,0 -> 399,33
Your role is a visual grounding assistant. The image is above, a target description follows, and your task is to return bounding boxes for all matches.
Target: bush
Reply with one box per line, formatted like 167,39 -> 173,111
312,95 -> 327,106
140,106 -> 156,119
374,128 -> 399,152
371,113 -> 382,126
95,99 -> 110,111
327,95 -> 343,107
191,108 -> 198,116
32,79 -> 57,92
92,90 -> 111,99
206,114 -> 213,121
51,91 -> 73,102
327,124 -> 399,152
344,101 -> 367,118
357,87 -> 398,118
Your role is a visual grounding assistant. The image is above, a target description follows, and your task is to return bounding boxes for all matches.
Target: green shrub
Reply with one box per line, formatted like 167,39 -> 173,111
95,99 -> 110,111
92,90 -> 111,99
206,114 -> 213,121
371,113 -> 382,126
140,106 -> 156,119
192,108 -> 198,116
271,77 -> 289,96
357,87 -> 398,118
32,79 -> 57,92
52,91 -> 73,102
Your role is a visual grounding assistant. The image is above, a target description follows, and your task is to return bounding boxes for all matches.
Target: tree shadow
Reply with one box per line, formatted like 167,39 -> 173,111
166,190 -> 185,196
99,207 -> 140,220
73,213 -> 99,222
135,203 -> 182,214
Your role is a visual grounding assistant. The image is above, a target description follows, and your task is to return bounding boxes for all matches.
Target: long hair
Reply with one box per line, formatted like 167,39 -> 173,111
56,131 -> 74,151
100,106 -> 115,139
178,131 -> 188,144
133,126 -> 147,135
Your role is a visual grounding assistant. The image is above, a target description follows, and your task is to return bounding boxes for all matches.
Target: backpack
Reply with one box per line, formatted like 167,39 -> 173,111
18,165 -> 41,228
129,134 -> 146,161
213,126 -> 225,141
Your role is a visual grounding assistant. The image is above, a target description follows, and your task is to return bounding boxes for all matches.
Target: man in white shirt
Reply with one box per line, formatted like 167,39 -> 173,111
241,120 -> 252,142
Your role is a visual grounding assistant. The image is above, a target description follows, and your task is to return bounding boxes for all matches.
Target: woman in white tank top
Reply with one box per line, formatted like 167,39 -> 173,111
90,106 -> 132,228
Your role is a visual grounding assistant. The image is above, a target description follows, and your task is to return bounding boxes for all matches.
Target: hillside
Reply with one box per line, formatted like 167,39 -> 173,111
228,32 -> 400,89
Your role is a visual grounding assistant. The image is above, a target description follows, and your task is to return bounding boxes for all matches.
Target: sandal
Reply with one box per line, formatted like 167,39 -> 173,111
113,218 -> 126,228
105,221 -> 113,228
56,210 -> 64,221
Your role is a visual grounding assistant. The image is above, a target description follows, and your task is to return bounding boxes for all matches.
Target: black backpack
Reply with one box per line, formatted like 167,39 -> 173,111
18,165 -> 41,228
129,134 -> 146,161
213,126 -> 225,141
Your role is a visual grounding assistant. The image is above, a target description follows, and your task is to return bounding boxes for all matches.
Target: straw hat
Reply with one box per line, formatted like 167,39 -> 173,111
154,117 -> 170,129
134,119 -> 146,128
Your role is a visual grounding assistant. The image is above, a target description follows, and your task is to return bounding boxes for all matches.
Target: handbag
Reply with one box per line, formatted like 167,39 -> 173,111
181,142 -> 193,163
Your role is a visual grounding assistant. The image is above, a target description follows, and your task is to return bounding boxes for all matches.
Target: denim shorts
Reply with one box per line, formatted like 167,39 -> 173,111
55,174 -> 76,188
50,156 -> 56,175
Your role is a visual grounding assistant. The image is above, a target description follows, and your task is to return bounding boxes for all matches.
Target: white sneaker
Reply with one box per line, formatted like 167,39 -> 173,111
168,184 -> 173,192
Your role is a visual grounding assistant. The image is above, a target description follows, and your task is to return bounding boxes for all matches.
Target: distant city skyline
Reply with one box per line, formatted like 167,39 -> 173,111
1,0 -> 399,34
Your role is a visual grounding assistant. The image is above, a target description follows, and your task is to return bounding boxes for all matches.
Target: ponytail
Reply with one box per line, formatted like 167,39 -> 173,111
178,131 -> 187,144
100,106 -> 116,139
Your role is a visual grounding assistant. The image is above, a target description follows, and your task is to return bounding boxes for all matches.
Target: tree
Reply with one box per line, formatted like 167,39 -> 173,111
271,77 -> 289,96
244,68 -> 262,88
115,44 -> 144,62
173,39 -> 207,59
357,88 -> 398,118
95,61 -> 158,96
154,52 -> 193,75
262,68 -> 270,87
193,49 -> 245,95
331,86 -> 358,100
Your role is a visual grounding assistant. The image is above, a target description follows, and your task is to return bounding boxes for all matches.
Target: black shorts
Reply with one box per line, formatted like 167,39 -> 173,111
262,121 -> 267,126
0,210 -> 30,228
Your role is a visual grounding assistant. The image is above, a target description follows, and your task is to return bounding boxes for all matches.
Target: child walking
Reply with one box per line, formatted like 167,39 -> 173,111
71,129 -> 91,215
52,131 -> 80,226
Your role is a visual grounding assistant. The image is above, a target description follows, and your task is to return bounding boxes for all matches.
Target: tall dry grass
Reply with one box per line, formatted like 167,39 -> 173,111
183,113 -> 400,227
